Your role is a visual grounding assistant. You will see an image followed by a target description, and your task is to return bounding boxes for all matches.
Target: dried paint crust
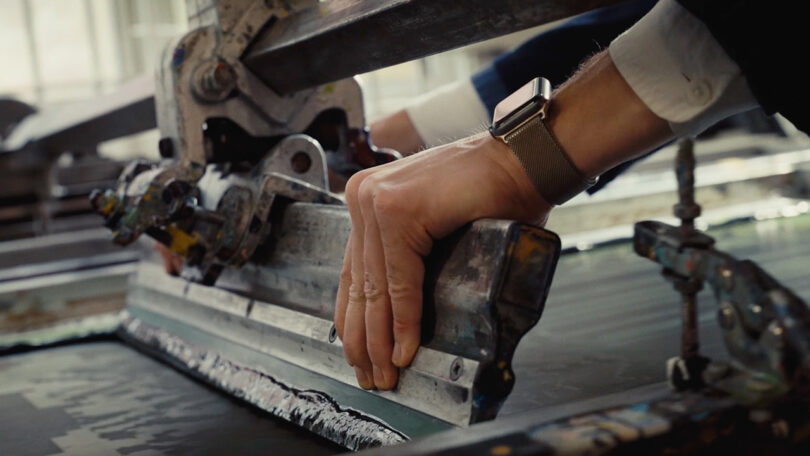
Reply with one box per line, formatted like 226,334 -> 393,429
118,314 -> 407,450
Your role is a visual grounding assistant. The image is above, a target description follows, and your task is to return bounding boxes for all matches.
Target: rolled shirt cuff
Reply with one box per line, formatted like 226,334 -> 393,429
608,0 -> 758,137
404,79 -> 491,148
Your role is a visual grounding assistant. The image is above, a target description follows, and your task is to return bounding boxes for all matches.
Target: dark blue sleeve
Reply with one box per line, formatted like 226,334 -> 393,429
471,0 -> 657,194
472,0 -> 656,115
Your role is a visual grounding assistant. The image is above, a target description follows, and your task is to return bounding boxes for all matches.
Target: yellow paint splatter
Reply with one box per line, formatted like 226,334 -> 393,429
490,445 -> 512,456
167,225 -> 200,256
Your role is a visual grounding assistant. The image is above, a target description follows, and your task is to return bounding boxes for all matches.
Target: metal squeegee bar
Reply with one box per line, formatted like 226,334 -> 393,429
123,263 -> 475,448
119,201 -> 559,447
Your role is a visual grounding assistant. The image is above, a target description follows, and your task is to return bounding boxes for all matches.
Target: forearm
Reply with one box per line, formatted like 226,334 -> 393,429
369,110 -> 424,156
548,50 -> 673,180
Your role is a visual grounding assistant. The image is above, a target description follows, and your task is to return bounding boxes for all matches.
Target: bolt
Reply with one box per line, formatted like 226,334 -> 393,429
718,304 -> 736,330
449,357 -> 464,381
765,322 -> 786,349
673,202 -> 701,221
212,62 -> 234,87
201,62 -> 235,93
718,265 -> 734,291
194,60 -> 236,102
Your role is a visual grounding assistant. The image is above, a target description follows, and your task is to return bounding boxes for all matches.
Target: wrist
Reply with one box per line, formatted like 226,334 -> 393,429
547,51 -> 673,179
479,134 -> 553,221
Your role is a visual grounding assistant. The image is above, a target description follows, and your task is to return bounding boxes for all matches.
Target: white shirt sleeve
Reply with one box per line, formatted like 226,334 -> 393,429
404,79 -> 491,148
608,0 -> 759,137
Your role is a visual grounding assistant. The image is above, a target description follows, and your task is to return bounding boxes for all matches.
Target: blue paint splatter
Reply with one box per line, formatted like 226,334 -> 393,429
630,403 -> 651,412
172,47 -> 186,68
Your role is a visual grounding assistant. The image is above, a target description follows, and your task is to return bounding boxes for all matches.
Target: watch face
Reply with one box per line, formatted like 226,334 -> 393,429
491,78 -> 551,136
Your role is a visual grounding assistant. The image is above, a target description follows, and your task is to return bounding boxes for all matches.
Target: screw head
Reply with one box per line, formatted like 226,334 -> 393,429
449,357 -> 464,381
193,60 -> 236,102
717,265 -> 735,291
718,304 -> 736,330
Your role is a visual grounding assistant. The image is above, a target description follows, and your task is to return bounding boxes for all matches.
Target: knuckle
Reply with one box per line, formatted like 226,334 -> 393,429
363,273 -> 385,302
387,277 -> 416,301
372,189 -> 401,217
348,282 -> 365,303
357,175 -> 382,209
344,170 -> 371,198
357,173 -> 379,194
339,266 -> 352,286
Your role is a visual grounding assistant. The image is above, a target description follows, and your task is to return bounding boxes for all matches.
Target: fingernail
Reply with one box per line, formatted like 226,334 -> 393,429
372,365 -> 384,387
392,343 -> 402,366
354,367 -> 373,389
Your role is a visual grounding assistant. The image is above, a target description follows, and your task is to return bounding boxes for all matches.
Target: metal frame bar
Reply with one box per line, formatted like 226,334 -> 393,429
243,0 -> 626,93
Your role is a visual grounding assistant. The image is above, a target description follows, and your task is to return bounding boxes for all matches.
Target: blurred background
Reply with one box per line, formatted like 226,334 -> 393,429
0,0 -> 549,160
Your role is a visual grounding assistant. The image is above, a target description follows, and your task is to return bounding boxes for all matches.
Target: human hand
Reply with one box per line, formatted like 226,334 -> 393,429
334,132 -> 551,390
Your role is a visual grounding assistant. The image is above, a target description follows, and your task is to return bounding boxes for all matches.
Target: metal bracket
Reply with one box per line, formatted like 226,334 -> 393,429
634,139 -> 810,403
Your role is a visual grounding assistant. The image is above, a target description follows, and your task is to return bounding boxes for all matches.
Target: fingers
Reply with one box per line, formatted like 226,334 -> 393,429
341,173 -> 375,389
360,194 -> 398,390
336,166 -> 430,389
376,197 -> 430,368
384,239 -> 426,368
342,229 -> 375,388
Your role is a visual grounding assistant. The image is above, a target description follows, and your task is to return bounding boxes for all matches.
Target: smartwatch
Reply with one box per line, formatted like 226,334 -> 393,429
489,77 -> 597,205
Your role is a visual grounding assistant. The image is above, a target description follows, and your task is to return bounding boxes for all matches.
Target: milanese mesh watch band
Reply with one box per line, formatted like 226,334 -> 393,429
502,116 -> 597,205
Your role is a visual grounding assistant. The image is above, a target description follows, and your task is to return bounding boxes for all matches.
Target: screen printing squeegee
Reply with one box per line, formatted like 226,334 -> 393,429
117,203 -> 560,450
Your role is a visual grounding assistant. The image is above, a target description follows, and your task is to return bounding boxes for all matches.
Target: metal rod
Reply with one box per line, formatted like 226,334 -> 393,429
674,138 -> 700,236
672,138 -> 703,361
680,281 -> 700,359
243,0 -> 626,93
